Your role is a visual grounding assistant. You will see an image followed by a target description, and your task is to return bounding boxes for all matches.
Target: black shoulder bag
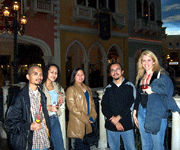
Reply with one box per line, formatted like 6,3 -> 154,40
83,123 -> 99,146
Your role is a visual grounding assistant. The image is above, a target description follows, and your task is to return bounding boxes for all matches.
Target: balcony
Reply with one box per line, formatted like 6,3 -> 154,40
134,18 -> 166,36
72,5 -> 126,29
24,0 -> 55,14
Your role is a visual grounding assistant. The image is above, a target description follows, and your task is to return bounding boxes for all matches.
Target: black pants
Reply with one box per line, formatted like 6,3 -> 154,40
74,138 -> 90,150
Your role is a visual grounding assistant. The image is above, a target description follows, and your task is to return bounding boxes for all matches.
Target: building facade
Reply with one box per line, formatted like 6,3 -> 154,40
128,0 -> 166,83
162,35 -> 180,77
0,0 -> 166,88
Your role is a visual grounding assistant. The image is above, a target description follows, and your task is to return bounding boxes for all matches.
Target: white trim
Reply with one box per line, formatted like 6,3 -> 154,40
0,32 -> 52,56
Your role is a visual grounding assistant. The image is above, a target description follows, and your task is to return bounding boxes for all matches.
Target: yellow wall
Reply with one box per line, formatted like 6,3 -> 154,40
60,31 -> 129,87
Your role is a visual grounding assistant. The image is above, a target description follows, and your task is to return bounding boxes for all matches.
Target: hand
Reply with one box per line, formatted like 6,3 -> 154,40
47,105 -> 58,112
58,92 -> 64,106
30,122 -> 41,131
143,86 -> 154,95
115,122 -> 124,131
109,115 -> 121,125
133,110 -> 139,128
88,120 -> 93,123
51,105 -> 58,112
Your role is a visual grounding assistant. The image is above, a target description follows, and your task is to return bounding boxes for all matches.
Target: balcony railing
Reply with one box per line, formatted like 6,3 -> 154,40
1,82 -> 180,149
72,5 -> 126,29
134,18 -> 166,36
24,0 -> 55,14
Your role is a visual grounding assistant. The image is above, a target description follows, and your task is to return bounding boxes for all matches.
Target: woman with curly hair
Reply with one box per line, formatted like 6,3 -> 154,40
133,50 -> 180,150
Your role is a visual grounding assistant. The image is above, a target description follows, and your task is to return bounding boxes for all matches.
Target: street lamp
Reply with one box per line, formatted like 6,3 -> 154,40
2,0 -> 27,84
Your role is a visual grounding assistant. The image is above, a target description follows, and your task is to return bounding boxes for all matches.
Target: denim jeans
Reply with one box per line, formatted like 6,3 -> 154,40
138,104 -> 167,150
107,129 -> 136,150
50,116 -> 65,150
32,148 -> 47,150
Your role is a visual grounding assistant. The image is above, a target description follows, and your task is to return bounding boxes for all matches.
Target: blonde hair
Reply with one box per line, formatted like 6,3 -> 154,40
135,50 -> 165,86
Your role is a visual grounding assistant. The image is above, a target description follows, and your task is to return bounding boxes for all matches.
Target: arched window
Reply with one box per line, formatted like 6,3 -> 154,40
168,43 -> 173,49
89,45 -> 103,88
107,46 -> 119,84
143,0 -> 148,19
150,2 -> 155,21
136,0 -> 142,19
77,0 -> 86,6
77,0 -> 116,12
176,42 -> 179,49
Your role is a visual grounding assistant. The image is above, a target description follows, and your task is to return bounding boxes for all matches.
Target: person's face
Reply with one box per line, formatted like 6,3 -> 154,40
74,70 -> 85,84
26,67 -> 43,86
47,66 -> 58,82
110,64 -> 124,80
141,55 -> 154,72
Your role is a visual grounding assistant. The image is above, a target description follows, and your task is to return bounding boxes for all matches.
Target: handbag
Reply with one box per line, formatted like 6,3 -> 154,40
83,123 -> 99,146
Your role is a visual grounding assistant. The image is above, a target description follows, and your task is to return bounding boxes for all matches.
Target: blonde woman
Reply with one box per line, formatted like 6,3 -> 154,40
133,50 -> 180,150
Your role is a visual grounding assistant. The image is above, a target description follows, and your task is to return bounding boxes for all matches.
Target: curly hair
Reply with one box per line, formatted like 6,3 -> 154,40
41,63 -> 61,86
135,50 -> 165,86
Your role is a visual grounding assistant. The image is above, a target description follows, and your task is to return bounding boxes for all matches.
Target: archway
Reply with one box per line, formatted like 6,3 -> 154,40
65,40 -> 87,87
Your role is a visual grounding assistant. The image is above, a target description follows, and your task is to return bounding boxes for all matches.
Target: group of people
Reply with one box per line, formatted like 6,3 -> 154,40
4,50 -> 180,150
4,64 -> 97,150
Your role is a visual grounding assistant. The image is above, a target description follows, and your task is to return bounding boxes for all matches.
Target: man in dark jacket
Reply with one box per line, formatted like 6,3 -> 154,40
5,65 -> 50,150
101,62 -> 136,150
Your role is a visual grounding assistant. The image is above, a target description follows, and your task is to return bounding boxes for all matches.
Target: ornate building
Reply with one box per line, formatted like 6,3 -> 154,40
0,0 -> 166,87
128,0 -> 166,83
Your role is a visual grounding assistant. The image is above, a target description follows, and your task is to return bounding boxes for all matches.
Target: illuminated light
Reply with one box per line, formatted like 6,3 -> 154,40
13,1 -> 20,11
2,4 -> 11,17
169,62 -> 179,65
21,14 -> 27,25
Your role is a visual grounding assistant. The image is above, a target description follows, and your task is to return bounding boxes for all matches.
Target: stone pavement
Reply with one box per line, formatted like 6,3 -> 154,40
0,138 -> 9,150
0,138 -> 109,150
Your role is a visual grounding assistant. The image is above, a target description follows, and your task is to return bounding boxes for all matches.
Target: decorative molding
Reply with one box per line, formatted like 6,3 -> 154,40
129,38 -> 162,45
0,32 -> 52,56
58,24 -> 129,38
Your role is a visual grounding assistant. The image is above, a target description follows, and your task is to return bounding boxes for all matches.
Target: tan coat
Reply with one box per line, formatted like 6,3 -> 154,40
66,83 -> 97,139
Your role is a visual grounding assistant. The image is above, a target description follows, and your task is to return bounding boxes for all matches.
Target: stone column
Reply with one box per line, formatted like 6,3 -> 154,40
129,57 -> 135,83
171,94 -> 180,150
1,86 -> 10,139
97,89 -> 107,149
59,101 -> 66,149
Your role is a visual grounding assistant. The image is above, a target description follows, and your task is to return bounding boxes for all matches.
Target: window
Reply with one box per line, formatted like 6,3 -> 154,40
109,0 -> 115,12
136,0 -> 142,19
168,43 -> 173,49
176,42 -> 179,49
150,2 -> 155,21
77,0 -> 116,12
88,0 -> 96,8
77,0 -> 86,6
143,0 -> 148,18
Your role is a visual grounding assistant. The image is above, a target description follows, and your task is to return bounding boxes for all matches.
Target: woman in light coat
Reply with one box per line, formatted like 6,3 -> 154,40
66,67 -> 97,150
41,64 -> 65,150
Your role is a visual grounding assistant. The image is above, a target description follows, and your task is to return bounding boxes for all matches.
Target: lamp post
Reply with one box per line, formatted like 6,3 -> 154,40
2,0 -> 27,84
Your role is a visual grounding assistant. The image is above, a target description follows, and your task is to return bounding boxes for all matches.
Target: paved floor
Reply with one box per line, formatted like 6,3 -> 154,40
0,138 -> 107,150
0,138 -> 9,150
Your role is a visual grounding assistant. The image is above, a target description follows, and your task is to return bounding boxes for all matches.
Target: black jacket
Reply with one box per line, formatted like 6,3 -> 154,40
5,85 -> 50,150
101,79 -> 135,131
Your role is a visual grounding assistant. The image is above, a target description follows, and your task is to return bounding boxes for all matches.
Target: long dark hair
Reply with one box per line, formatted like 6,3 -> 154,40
70,67 -> 85,86
41,63 -> 61,86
